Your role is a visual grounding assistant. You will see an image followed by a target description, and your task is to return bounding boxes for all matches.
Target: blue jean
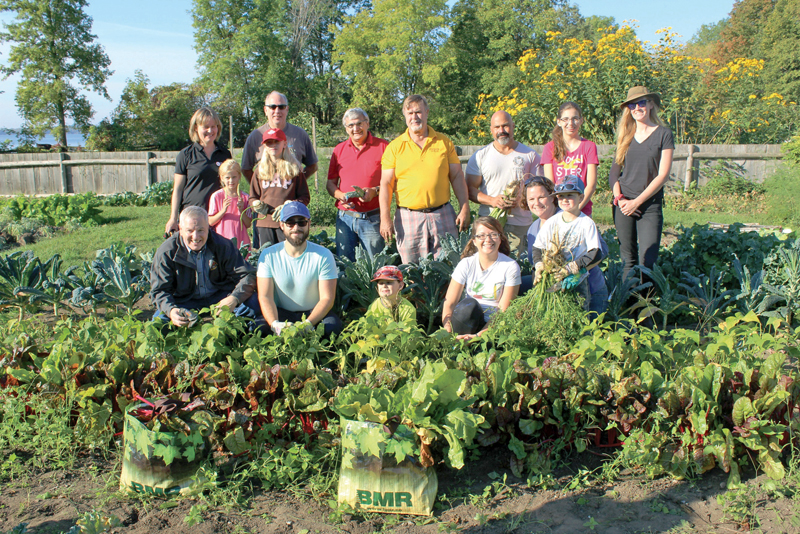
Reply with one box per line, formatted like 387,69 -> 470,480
336,209 -> 385,261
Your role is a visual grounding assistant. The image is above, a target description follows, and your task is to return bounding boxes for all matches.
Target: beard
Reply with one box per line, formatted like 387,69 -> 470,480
285,227 -> 309,246
495,134 -> 511,146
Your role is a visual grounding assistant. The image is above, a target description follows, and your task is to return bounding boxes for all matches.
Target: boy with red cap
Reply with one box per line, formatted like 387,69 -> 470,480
365,265 -> 417,325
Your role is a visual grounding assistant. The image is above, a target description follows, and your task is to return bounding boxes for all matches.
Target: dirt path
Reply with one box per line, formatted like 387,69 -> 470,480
1,448 -> 795,534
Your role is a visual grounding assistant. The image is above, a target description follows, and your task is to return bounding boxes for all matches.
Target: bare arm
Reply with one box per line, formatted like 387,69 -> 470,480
166,174 -> 186,234
257,276 -> 279,326
449,163 -> 471,231
441,279 -> 464,333
466,172 -> 511,209
303,163 -> 319,181
379,168 -> 396,240
579,164 -> 598,211
497,284 -> 519,313
609,162 -> 623,198
307,278 -> 336,325
543,164 -> 554,182
207,197 -> 228,226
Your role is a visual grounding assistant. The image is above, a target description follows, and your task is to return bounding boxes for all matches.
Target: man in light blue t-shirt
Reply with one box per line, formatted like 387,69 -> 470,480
256,201 -> 341,336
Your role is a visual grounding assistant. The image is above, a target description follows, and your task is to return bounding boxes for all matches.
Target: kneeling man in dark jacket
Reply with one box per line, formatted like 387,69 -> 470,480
150,206 -> 258,326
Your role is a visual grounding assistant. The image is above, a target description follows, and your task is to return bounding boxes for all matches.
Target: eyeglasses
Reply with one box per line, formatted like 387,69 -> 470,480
284,218 -> 309,227
626,99 -> 649,110
474,232 -> 500,241
524,176 -> 550,187
345,121 -> 365,130
266,104 -> 288,110
558,117 -> 581,124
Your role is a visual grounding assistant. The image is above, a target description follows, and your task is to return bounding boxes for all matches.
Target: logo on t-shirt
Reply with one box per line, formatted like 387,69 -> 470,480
262,173 -> 292,190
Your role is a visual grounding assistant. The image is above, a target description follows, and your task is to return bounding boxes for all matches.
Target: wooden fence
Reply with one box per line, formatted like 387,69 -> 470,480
0,144 -> 784,196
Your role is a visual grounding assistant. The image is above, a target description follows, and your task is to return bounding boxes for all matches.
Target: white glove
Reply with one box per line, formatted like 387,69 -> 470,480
301,320 -> 314,332
271,320 -> 288,335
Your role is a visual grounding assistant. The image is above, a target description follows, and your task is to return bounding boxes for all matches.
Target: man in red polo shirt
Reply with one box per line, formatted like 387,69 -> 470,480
327,108 -> 388,260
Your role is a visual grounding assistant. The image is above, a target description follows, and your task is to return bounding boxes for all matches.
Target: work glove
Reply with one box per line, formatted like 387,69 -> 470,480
271,320 -> 288,335
533,262 -> 544,286
250,200 -> 272,215
560,268 -> 588,291
271,200 -> 293,221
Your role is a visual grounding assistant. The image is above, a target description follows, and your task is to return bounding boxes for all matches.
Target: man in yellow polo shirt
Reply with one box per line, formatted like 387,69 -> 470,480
379,95 -> 470,264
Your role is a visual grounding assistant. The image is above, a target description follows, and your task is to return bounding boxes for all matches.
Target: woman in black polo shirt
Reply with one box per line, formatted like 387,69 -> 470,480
165,107 -> 232,235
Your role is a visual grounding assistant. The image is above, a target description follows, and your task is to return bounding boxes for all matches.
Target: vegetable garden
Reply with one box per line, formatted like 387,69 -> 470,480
0,209 -> 799,532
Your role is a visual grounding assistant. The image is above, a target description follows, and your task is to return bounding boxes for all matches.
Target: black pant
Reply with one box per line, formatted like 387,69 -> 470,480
613,197 -> 663,281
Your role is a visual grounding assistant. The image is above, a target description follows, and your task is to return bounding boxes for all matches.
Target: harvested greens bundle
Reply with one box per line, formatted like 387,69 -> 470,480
490,233 -> 587,355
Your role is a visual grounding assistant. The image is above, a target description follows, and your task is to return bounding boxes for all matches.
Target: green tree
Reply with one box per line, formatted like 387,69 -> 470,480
86,71 -> 207,151
712,0 -> 775,65
192,0 -> 291,128
0,0 -> 111,150
761,0 -> 800,103
430,0 -> 603,139
333,0 -> 449,131
685,19 -> 729,58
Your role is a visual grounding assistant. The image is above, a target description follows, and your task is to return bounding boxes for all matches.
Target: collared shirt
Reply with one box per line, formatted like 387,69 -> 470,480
381,126 -> 460,210
327,132 -> 388,212
185,241 -> 215,300
174,142 -> 232,211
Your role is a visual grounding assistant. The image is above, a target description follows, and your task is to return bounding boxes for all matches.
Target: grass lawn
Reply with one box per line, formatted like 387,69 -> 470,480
5,154 -> 794,267
15,205 -> 171,266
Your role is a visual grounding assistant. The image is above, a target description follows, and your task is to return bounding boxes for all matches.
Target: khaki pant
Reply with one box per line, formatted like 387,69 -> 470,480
505,223 -> 528,259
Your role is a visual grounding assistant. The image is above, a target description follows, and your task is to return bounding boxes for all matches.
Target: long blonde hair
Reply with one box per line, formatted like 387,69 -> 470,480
256,143 -> 301,180
614,101 -> 666,166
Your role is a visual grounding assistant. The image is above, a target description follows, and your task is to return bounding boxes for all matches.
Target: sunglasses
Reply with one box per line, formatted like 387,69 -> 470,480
524,176 -> 550,187
266,104 -> 288,110
626,99 -> 649,110
284,218 -> 309,227
554,182 -> 583,194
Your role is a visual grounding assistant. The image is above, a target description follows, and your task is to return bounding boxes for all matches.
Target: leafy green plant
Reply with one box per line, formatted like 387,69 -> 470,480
0,193 -> 104,228
0,250 -> 56,320
761,238 -> 800,324
403,255 -> 453,333
678,266 -> 738,331
336,247 -> 399,318
90,256 -> 149,313
661,224 -> 782,290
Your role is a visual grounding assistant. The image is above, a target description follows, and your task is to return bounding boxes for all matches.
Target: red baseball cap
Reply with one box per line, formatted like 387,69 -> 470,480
371,265 -> 403,283
262,128 -> 287,143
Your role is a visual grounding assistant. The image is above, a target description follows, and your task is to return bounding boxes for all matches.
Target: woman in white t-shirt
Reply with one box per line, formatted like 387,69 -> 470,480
442,216 -> 521,339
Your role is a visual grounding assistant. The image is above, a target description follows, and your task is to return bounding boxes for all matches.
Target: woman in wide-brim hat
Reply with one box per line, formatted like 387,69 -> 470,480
608,85 -> 674,282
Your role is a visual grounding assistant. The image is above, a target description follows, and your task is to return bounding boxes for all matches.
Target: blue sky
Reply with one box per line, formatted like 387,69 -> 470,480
0,0 -> 736,131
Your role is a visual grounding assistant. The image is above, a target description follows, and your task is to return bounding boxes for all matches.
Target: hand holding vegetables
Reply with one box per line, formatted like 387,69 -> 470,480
489,177 -> 521,227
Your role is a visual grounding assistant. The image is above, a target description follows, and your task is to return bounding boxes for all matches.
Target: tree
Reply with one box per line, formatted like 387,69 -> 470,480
0,0 -> 111,150
685,19 -> 729,59
712,0 -> 775,65
333,0 -> 449,131
761,0 -> 800,103
192,0 -> 292,128
86,71 -> 207,151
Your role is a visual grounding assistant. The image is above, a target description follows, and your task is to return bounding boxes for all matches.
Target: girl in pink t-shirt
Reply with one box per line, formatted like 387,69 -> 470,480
208,159 -> 252,248
541,101 -> 599,216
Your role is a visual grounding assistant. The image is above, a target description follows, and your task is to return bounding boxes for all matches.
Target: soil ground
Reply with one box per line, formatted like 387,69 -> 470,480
1,445 -> 797,534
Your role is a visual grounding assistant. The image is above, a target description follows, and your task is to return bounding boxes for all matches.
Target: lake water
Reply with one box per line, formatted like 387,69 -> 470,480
0,130 -> 87,148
